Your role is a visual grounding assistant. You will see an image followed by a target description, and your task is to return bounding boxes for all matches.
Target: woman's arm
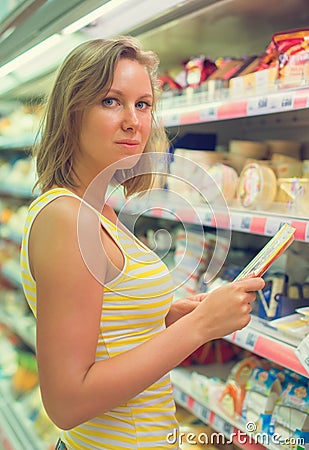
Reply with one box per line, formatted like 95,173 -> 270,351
29,197 -> 264,430
165,294 -> 205,327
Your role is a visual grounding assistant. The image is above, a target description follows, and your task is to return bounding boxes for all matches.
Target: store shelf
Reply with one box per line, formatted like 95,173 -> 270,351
0,310 -> 36,351
0,134 -> 35,151
171,368 -> 305,450
1,261 -> 23,289
160,87 -> 309,126
107,190 -> 309,242
0,224 -> 22,245
225,315 -> 308,377
0,380 -> 46,450
0,185 -> 34,199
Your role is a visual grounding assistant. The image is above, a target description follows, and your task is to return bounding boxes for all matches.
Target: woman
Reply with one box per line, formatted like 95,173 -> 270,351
20,36 -> 264,449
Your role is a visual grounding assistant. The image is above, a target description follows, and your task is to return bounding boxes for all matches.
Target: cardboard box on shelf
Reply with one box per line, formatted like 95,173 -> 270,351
229,67 -> 277,98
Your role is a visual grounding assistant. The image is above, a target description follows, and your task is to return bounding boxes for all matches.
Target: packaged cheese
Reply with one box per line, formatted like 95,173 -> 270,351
237,163 -> 277,208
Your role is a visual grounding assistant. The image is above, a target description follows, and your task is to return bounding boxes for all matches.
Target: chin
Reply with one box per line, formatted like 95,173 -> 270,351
116,153 -> 143,170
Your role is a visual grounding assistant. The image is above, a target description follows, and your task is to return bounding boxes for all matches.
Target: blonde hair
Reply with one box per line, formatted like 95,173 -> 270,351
33,36 -> 169,196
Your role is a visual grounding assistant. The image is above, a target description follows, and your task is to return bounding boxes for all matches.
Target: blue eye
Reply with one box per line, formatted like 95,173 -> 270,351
136,101 -> 152,110
102,98 -> 117,107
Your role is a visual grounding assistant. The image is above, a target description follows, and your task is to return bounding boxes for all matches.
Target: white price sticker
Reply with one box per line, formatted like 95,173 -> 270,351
164,113 -> 180,127
265,218 -> 281,236
247,96 -> 269,115
268,93 -> 294,111
192,401 -> 210,423
306,223 -> 309,243
231,213 -> 243,231
200,107 -> 217,121
296,334 -> 309,375
213,415 -> 234,438
234,328 -> 258,351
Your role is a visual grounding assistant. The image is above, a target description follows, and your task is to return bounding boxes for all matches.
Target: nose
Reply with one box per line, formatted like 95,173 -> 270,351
122,105 -> 138,131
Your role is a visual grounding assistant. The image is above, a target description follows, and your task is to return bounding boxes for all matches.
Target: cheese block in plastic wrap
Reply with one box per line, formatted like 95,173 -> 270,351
267,139 -> 302,159
229,139 -> 268,159
208,163 -> 238,201
276,178 -> 309,215
237,163 -> 277,208
174,148 -> 224,167
303,160 -> 309,178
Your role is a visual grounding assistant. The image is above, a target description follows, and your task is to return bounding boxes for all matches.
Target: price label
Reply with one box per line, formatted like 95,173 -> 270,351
269,93 -> 294,110
231,213 -> 243,231
192,401 -> 211,423
234,328 -> 258,351
164,113 -> 180,127
213,415 -> 234,438
305,223 -> 309,243
200,107 -> 217,122
264,218 -> 281,236
296,335 -> 309,375
204,211 -> 213,226
240,216 -> 251,231
247,96 -> 269,115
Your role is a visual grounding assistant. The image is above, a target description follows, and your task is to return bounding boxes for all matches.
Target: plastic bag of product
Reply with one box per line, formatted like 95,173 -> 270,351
272,28 -> 309,87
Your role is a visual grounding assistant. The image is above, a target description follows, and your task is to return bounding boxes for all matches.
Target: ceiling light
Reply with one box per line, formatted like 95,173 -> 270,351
0,34 -> 62,78
62,0 -> 129,35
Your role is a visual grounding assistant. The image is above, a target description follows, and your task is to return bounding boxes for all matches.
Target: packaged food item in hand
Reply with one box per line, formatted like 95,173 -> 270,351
234,223 -> 296,280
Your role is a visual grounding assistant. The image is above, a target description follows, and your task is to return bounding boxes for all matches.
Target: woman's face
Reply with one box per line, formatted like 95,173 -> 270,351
78,57 -> 153,178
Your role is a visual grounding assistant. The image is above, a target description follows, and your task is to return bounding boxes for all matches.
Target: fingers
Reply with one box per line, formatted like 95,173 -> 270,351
235,276 -> 265,292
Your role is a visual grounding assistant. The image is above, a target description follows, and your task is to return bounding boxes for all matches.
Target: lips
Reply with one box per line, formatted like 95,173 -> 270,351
116,140 -> 140,146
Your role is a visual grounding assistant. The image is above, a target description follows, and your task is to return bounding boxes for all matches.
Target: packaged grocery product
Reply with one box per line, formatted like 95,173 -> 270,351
237,163 -> 277,209
276,178 -> 309,215
219,357 -> 263,418
229,140 -> 268,160
208,163 -> 238,202
174,148 -> 224,168
234,223 -> 295,280
267,139 -> 302,159
271,380 -> 309,441
303,160 -> 309,177
219,380 -> 244,416
273,28 -> 309,88
184,56 -> 217,88
242,367 -> 282,432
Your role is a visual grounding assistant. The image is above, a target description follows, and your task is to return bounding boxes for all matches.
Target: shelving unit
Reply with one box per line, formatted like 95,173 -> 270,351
0,0 -> 308,448
0,381 -> 46,450
171,368 -> 305,450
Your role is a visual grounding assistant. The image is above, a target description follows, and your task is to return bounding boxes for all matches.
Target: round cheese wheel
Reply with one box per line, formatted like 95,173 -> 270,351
267,139 -> 301,159
208,163 -> 238,201
229,140 -> 268,159
237,163 -> 277,208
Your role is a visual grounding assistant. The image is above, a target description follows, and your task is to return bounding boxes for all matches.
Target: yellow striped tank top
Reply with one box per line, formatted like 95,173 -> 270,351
20,188 -> 180,449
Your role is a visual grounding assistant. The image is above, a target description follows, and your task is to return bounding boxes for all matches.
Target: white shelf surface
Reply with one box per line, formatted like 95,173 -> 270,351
0,381 -> 47,450
225,315 -> 308,377
0,310 -> 36,351
159,87 -> 309,126
107,190 -> 309,243
0,224 -> 22,245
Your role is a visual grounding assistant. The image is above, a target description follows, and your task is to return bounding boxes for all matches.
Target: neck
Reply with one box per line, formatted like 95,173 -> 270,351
70,164 -> 117,213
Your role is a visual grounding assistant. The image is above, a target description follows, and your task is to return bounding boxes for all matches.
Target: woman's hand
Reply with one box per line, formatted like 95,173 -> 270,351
190,277 -> 265,343
165,293 -> 206,327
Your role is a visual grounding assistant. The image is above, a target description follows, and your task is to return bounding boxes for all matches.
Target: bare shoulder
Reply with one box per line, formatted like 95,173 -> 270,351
31,194 -> 99,239
29,194 -> 105,282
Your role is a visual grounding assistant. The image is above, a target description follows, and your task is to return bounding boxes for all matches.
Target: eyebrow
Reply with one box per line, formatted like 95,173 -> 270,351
108,88 -> 153,99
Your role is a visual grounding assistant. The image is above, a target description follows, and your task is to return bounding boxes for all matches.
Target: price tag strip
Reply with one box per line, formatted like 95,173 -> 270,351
296,334 -> 309,375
